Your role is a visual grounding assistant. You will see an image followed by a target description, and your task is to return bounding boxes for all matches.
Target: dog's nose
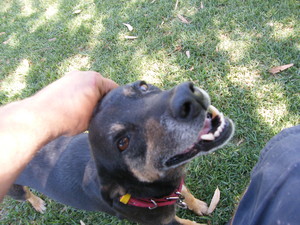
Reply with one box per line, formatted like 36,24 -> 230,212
171,82 -> 210,120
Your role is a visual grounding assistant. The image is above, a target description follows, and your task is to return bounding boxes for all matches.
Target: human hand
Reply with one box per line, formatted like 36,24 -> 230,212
0,71 -> 118,200
33,71 -> 118,136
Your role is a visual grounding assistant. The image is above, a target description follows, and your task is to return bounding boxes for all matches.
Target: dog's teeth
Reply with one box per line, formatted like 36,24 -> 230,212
220,113 -> 225,123
213,113 -> 226,138
214,125 -> 224,137
214,129 -> 221,137
217,113 -> 225,127
208,105 -> 220,119
201,133 -> 215,141
205,106 -> 227,140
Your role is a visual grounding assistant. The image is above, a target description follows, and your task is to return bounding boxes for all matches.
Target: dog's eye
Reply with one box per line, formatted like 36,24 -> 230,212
117,136 -> 130,152
139,82 -> 149,92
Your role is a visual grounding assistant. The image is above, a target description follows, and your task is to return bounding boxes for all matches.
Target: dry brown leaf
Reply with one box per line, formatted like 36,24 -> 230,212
174,45 -> 182,52
177,14 -> 190,24
269,63 -> 294,74
124,36 -> 138,40
207,187 -> 220,214
73,9 -> 82,14
48,38 -> 57,42
167,45 -> 182,56
123,23 -> 133,31
80,220 -> 85,225
186,50 -> 190,58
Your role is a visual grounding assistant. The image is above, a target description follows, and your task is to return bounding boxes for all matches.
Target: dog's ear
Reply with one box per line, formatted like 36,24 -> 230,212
92,85 -> 123,118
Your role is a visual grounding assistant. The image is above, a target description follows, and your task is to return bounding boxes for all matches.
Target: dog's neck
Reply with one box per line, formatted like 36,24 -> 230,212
99,167 -> 184,200
126,176 -> 183,198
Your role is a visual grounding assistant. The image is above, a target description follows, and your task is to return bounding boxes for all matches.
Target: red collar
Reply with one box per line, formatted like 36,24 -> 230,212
119,179 -> 186,209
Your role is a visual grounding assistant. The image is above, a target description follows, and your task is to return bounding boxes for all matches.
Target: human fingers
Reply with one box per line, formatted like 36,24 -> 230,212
95,73 -> 119,98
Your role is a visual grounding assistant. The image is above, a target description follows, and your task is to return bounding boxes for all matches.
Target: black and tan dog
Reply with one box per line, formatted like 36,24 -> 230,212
8,81 -> 234,225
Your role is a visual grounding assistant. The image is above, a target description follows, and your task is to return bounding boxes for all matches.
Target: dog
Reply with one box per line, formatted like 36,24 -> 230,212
8,81 -> 234,225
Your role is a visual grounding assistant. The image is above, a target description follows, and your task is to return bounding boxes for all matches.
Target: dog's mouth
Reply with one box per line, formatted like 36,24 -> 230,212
165,105 -> 234,168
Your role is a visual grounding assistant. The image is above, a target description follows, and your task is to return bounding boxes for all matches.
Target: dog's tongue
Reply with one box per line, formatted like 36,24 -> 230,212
198,118 -> 212,139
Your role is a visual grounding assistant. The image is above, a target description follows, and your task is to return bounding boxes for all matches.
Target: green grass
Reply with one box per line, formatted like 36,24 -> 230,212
0,0 -> 299,224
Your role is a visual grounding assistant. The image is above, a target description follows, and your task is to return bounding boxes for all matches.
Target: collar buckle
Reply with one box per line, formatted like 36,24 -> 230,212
174,191 -> 188,209
119,178 -> 186,209
148,199 -> 158,210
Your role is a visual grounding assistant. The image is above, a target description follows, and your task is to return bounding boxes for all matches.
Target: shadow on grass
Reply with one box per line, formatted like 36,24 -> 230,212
1,0 -> 96,102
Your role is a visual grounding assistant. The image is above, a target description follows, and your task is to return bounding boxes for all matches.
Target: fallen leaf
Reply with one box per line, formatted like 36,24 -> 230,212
207,187 -> 220,214
186,50 -> 190,58
48,38 -> 57,42
80,220 -> 85,225
123,23 -> 133,31
124,36 -> 138,40
174,0 -> 179,10
167,45 -> 182,56
177,14 -> 190,24
269,63 -> 294,74
200,1 -> 204,9
61,206 -> 68,212
174,45 -> 182,52
237,138 -> 244,146
189,66 -> 194,71
73,9 -> 82,14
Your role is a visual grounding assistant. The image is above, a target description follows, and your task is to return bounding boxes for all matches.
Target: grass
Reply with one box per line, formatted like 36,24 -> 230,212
0,0 -> 299,224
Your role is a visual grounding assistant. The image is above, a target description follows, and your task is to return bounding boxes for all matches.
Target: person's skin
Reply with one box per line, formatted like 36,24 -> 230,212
0,71 -> 118,201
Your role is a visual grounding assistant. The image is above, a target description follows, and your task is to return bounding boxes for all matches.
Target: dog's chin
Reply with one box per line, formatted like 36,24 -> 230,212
165,105 -> 234,168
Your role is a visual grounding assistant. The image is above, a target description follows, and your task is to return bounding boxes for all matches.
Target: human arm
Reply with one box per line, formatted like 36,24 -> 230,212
0,71 -> 118,201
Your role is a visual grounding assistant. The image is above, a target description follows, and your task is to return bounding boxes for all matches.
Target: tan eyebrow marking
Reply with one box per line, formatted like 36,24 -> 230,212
109,123 -> 125,134
123,87 -> 135,97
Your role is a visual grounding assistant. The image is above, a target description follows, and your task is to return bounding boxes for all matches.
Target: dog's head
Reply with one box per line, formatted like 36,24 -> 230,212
89,81 -> 234,183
